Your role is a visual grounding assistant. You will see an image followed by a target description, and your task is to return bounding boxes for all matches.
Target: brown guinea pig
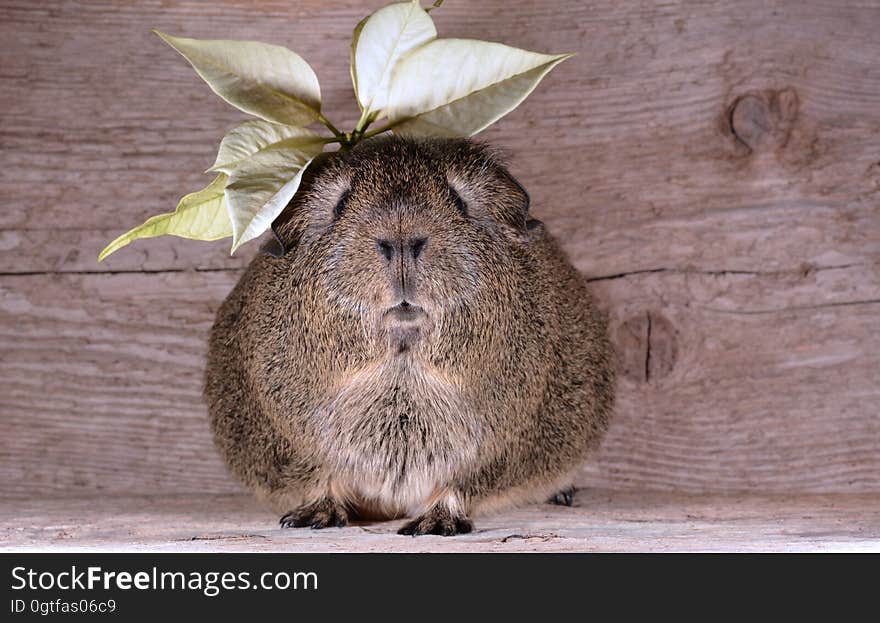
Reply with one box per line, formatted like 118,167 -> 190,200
204,136 -> 614,536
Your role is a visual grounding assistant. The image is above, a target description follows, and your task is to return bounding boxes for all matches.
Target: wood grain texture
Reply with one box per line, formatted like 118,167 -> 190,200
1,0 -> 878,498
3,492 -> 878,552
0,272 -> 240,497
2,266 -> 877,497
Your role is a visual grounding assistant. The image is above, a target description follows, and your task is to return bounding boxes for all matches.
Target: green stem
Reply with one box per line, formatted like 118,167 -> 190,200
361,119 -> 404,140
317,112 -> 344,139
353,109 -> 373,135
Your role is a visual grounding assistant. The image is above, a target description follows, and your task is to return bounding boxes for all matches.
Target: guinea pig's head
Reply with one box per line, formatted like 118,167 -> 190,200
271,136 -> 539,352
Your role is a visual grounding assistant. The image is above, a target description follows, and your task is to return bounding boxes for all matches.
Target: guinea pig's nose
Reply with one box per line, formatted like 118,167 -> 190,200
376,238 -> 428,261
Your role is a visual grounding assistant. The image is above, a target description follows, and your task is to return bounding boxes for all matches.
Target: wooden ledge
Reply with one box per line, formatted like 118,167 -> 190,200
2,491 -> 878,552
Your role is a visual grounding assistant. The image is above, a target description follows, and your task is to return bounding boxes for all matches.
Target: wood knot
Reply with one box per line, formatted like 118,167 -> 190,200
726,87 -> 799,153
615,312 -> 678,383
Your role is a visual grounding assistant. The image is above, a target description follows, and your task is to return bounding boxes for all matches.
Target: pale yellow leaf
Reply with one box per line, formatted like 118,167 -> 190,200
351,0 -> 436,118
349,15 -> 370,108
99,174 -> 231,261
225,144 -> 321,252
386,39 -> 572,137
154,30 -> 322,126
210,121 -> 321,174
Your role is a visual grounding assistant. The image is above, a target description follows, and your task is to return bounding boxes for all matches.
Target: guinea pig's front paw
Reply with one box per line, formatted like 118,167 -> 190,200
547,486 -> 576,507
397,505 -> 473,537
279,497 -> 349,530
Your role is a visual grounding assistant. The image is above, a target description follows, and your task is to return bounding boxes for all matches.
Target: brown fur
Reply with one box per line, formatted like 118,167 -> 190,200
204,136 -> 615,535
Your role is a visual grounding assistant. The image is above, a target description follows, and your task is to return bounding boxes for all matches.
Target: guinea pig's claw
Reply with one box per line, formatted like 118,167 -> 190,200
397,507 -> 473,537
547,486 -> 576,507
280,497 -> 349,530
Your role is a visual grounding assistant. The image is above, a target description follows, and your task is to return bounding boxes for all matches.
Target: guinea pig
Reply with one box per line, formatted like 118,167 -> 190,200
204,136 -> 614,536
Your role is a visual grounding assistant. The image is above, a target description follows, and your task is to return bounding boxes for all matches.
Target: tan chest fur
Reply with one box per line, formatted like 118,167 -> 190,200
308,355 -> 483,517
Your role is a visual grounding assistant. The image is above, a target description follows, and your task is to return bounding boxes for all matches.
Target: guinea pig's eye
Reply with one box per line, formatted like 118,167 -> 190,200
449,185 -> 468,216
333,189 -> 351,220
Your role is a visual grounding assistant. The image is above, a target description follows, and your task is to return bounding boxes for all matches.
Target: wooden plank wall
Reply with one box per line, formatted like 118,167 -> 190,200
1,0 -> 878,499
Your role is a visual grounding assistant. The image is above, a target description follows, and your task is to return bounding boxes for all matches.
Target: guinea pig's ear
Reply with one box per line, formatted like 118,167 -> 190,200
259,221 -> 287,258
262,196 -> 304,258
493,165 -> 531,231
448,162 -> 531,236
